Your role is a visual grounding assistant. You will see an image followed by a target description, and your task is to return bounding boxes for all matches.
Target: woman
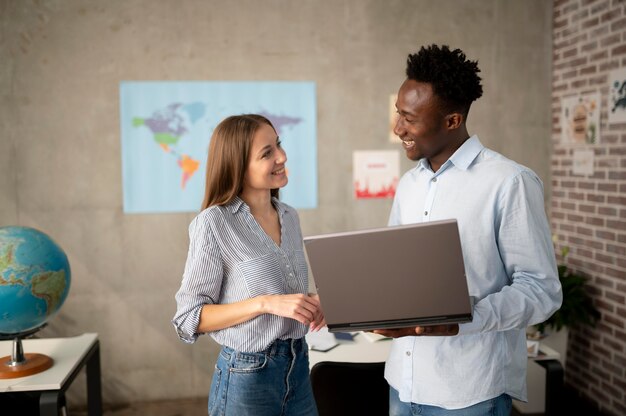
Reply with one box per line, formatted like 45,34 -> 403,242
173,114 -> 324,416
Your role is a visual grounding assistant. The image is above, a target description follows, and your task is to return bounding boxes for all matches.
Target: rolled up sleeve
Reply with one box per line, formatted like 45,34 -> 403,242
172,214 -> 223,343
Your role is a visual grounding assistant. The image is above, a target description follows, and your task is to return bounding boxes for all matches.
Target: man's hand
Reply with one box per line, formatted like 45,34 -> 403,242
372,324 -> 459,338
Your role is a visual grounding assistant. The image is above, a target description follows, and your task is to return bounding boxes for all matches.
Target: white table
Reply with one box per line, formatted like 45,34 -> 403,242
514,343 -> 563,415
307,331 -> 392,368
0,333 -> 102,416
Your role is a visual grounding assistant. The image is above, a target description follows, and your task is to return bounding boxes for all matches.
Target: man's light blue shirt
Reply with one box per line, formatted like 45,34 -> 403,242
385,135 -> 562,409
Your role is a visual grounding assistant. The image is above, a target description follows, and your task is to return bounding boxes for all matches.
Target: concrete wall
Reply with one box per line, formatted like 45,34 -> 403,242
0,0 -> 554,407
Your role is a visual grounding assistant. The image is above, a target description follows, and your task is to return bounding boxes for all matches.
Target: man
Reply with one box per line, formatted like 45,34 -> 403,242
373,45 -> 562,415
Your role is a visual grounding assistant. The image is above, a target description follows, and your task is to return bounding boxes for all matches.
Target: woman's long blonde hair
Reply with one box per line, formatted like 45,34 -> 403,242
201,114 -> 279,210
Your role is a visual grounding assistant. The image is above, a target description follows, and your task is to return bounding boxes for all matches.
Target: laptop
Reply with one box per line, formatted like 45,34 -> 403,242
303,219 -> 472,332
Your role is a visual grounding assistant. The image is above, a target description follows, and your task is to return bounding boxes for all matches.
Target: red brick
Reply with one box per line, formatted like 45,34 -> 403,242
606,267 -> 626,279
595,276 -> 615,289
583,16 -> 601,28
590,0 -> 611,14
608,122 -> 626,131
609,147 -> 626,155
611,16 -> 626,31
586,216 -> 605,226
607,195 -> 626,204
601,8 -> 621,22
554,33 -> 584,51
582,40 -> 599,52
606,290 -> 626,303
554,17 -> 569,29
601,380 -> 624,397
590,25 -> 610,38
590,74 -> 609,85
563,2 -> 580,14
607,244 -> 626,256
598,183 -> 617,192
581,65 -> 598,74
580,204 -> 597,213
607,220 -> 626,231
600,60 -> 621,71
563,46 -> 579,57
561,223 -> 576,233
562,68 -> 579,79
597,230 -> 617,240
605,314 -> 625,328
598,299 -> 616,312
590,49 -> 609,60
599,206 -> 617,216
602,32 -> 623,46
587,193 -> 605,203
612,43 -> 626,55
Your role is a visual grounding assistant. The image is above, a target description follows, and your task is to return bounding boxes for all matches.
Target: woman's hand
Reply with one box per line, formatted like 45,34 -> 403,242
308,294 -> 326,332
261,293 -> 322,326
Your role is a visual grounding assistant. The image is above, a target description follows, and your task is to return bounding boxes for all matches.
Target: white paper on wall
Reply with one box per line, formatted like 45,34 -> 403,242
608,68 -> 626,124
561,92 -> 601,144
572,149 -> 595,176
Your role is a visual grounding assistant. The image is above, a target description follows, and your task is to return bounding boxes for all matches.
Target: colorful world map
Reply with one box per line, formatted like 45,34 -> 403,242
120,81 -> 317,213
132,103 -> 206,189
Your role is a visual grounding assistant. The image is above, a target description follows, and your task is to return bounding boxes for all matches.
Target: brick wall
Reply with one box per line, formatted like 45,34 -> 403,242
552,0 -> 626,415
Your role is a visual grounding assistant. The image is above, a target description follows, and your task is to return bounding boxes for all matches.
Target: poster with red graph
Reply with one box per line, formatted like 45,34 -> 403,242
353,150 -> 399,199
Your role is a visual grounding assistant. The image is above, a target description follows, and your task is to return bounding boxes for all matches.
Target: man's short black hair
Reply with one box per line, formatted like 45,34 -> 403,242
406,44 -> 483,117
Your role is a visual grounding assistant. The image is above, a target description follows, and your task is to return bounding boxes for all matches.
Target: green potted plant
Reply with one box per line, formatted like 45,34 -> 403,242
518,245 -> 602,414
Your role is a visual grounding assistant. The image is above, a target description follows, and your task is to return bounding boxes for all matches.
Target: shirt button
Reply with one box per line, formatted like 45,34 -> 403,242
406,351 -> 411,356
289,273 -> 294,277
432,178 -> 437,182
287,264 -> 291,268
424,211 -> 428,216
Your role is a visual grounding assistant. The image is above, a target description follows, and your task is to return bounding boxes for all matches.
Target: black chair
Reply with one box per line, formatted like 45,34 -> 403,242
310,361 -> 389,416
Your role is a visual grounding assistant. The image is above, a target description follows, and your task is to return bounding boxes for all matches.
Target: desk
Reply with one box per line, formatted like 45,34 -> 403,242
0,333 -> 102,416
513,344 -> 564,416
307,332 -> 392,368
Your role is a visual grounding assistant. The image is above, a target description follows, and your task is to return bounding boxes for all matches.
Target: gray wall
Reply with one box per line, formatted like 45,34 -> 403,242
0,0 -> 553,406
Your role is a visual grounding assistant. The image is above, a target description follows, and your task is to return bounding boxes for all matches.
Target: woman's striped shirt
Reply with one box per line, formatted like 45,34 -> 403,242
172,196 -> 310,353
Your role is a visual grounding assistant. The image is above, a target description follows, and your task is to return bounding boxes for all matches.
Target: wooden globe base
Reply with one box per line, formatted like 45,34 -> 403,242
0,353 -> 53,379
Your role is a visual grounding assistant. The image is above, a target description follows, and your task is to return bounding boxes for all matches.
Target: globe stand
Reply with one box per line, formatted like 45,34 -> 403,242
0,326 -> 54,379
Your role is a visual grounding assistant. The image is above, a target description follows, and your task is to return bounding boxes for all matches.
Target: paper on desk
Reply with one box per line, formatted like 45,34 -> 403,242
305,327 -> 338,351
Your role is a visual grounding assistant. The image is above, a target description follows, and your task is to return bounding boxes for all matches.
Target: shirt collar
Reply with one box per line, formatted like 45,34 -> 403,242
413,135 -> 483,174
448,135 -> 483,171
227,195 -> 287,215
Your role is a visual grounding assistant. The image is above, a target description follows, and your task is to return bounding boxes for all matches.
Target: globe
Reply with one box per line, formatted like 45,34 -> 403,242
0,226 -> 71,336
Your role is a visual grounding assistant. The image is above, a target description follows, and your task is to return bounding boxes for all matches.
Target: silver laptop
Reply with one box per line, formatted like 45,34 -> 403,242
303,219 -> 472,332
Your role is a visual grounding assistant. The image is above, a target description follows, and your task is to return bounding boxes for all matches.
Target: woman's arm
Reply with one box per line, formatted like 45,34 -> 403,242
197,293 -> 322,332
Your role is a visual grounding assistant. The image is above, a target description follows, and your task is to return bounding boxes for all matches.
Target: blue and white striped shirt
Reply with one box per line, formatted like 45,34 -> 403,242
172,197 -> 310,352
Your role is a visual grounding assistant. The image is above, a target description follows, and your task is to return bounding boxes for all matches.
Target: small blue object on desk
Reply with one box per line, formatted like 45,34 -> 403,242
333,332 -> 355,341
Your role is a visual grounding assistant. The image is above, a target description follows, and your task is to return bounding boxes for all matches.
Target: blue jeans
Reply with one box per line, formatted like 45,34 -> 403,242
389,386 -> 512,416
208,338 -> 318,416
